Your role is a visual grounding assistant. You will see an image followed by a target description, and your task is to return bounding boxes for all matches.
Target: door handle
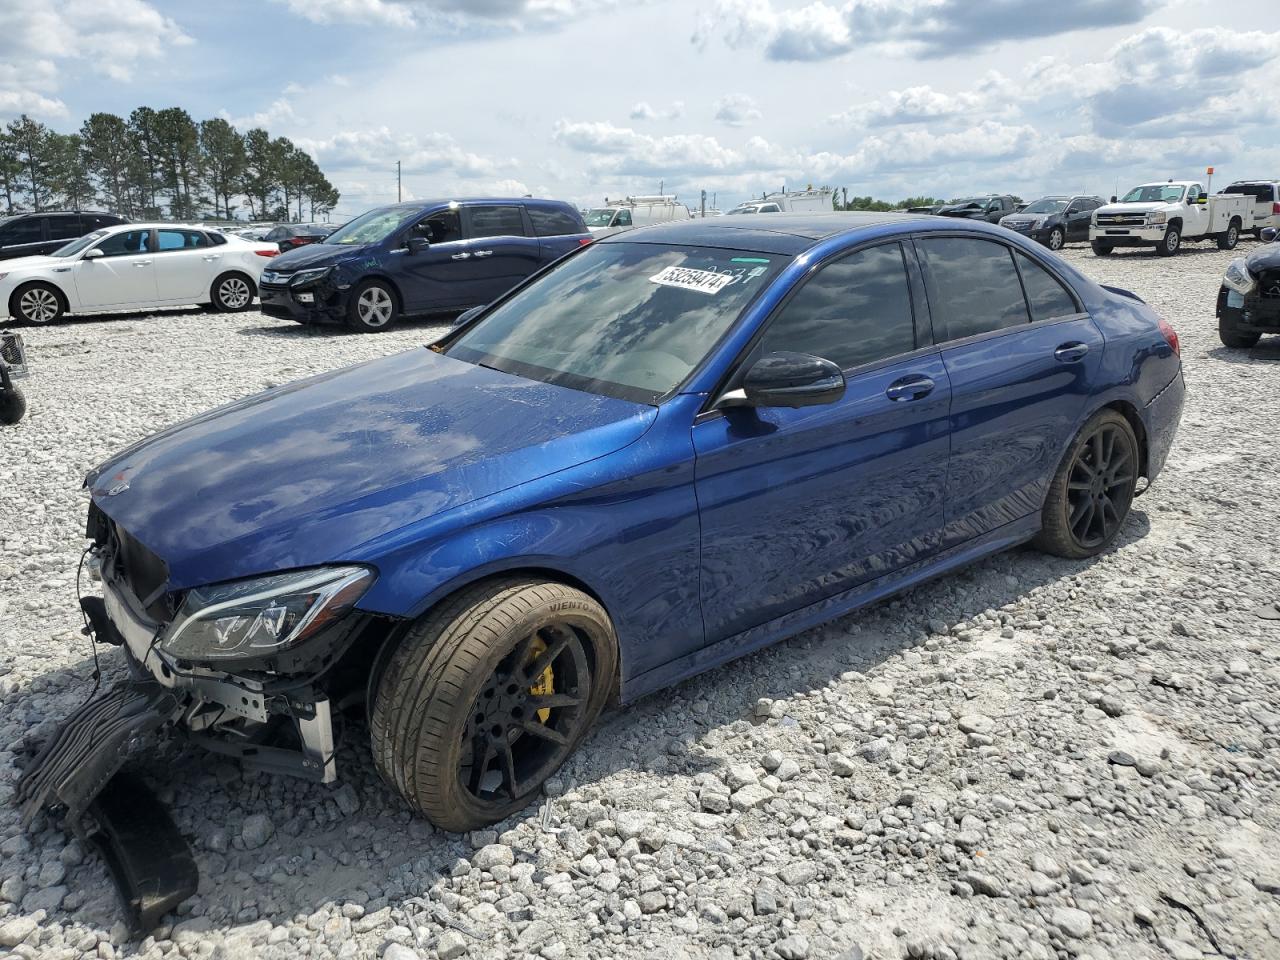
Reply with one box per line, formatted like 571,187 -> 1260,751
473,250 -> 493,257
885,374 -> 935,401
1054,342 -> 1090,362
133,260 -> 152,267
451,252 -> 471,260
202,254 -> 221,261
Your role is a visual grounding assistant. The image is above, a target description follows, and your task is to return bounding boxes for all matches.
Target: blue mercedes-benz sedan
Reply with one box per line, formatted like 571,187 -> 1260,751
23,213 -> 1184,843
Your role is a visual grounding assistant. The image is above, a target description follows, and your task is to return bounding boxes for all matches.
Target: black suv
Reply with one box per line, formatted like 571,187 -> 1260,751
935,196 -> 1018,223
0,211 -> 129,261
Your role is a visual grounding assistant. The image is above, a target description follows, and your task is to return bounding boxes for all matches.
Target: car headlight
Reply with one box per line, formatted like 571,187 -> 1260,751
290,267 -> 333,287
1222,257 -> 1256,297
1031,218 -> 1046,229
1146,211 -> 1167,225
160,565 -> 374,662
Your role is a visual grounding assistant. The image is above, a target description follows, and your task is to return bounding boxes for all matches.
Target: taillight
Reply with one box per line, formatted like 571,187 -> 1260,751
254,249 -> 276,257
1158,316 -> 1180,356
1273,201 -> 1280,215
578,237 -> 592,246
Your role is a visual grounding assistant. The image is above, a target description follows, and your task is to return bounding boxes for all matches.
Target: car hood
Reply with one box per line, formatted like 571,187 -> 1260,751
267,242 -> 373,271
1245,242 -> 1280,273
87,348 -> 655,590
0,254 -> 63,274
937,204 -> 985,217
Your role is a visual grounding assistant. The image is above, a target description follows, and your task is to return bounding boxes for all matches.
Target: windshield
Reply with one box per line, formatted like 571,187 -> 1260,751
726,206 -> 758,215
52,231 -> 106,258
585,209 -> 618,227
446,242 -> 789,403
1121,185 -> 1184,203
323,207 -> 409,245
1021,198 -> 1068,215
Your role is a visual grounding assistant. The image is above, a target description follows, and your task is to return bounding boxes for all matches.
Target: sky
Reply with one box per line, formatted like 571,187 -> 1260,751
1,0 -> 1277,219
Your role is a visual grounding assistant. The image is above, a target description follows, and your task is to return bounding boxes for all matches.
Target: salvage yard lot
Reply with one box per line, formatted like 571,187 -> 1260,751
1,242 -> 1279,959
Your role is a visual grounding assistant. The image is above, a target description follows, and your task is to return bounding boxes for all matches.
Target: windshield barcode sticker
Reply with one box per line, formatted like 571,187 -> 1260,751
648,265 -> 736,294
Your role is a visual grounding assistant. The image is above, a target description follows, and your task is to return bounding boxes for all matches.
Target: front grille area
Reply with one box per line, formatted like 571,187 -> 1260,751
1096,214 -> 1148,227
113,522 -> 169,610
1257,269 -> 1280,299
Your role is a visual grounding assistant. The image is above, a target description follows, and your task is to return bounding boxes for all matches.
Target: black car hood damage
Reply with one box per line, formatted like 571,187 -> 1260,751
1245,241 -> 1280,274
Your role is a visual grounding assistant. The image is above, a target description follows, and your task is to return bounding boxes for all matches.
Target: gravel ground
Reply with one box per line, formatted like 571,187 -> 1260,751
1,239 -> 1279,960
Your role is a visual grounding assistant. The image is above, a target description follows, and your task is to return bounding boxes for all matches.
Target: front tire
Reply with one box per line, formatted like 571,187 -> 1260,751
10,282 -> 64,325
346,280 -> 399,332
1219,301 -> 1260,348
0,384 -> 25,425
1157,225 -> 1181,256
1090,240 -> 1113,257
1034,409 -> 1138,559
1217,220 -> 1240,250
211,272 -> 255,311
1046,227 -> 1065,251
370,578 -> 617,832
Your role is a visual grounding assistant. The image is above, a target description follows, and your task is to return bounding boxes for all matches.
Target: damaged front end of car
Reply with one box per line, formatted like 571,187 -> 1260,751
17,501 -> 394,931
1219,242 -> 1280,334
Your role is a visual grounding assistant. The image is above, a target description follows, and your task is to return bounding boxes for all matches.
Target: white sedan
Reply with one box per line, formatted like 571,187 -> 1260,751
0,223 -> 279,325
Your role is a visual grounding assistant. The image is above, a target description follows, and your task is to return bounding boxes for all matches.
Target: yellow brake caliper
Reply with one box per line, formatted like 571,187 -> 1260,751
528,636 -> 555,724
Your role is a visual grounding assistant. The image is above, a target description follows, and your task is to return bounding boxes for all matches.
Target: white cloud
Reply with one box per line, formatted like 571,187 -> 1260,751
694,0 -> 1161,61
714,93 -> 762,127
629,101 -> 657,121
297,127 -> 515,178
273,0 -> 622,30
0,0 -> 190,120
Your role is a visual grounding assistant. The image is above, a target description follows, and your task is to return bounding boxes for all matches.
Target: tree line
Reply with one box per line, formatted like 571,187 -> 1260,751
0,108 -> 340,223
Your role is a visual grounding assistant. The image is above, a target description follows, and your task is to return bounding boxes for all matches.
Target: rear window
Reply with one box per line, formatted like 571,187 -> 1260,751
528,206 -> 585,237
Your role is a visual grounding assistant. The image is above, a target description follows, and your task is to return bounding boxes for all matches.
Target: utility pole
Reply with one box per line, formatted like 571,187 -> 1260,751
397,161 -> 402,202
701,189 -> 706,218
659,179 -> 664,195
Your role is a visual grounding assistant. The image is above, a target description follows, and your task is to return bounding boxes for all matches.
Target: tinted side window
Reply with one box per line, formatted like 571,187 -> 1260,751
207,231 -> 227,246
1016,253 -> 1078,322
2,219 -> 44,245
412,210 -> 461,243
49,215 -> 84,240
95,230 -> 153,257
528,206 -> 584,237
156,229 -> 208,251
762,243 -> 916,370
614,209 -> 632,226
468,205 -> 526,238
917,237 -> 1029,341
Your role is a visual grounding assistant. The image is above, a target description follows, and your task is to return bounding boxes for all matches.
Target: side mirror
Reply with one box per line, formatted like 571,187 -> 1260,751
1110,196 -> 1118,204
739,352 -> 845,409
1262,227 -> 1278,243
83,248 -> 103,260
1198,192 -> 1208,202
405,236 -> 430,255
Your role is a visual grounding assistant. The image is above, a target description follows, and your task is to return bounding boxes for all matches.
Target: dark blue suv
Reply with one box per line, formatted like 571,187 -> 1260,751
258,198 -> 590,331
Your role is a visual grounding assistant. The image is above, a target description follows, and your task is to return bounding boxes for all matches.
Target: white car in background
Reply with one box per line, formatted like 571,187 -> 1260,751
0,223 -> 278,325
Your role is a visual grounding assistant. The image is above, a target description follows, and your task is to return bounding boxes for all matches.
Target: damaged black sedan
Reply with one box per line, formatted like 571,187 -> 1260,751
1218,226 -> 1280,347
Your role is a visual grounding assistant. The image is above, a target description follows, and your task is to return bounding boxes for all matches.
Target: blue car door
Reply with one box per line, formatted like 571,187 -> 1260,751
461,204 -> 543,304
911,235 -> 1105,547
393,207 -> 476,311
692,241 -> 952,644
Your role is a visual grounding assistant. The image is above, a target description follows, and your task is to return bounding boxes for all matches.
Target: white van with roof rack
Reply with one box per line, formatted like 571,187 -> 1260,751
583,196 -> 692,236
726,188 -> 835,215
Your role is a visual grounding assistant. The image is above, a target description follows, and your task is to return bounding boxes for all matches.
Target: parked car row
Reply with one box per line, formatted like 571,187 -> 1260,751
0,224 -> 279,324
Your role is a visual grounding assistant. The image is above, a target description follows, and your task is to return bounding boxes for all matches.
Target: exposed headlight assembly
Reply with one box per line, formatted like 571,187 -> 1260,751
161,566 -> 374,661
1031,217 -> 1046,229
1222,257 -> 1256,296
289,267 -> 333,287
1146,211 -> 1167,225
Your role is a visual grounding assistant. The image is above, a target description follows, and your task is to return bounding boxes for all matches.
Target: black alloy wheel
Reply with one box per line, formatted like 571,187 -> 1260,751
460,623 -> 590,807
1064,421 -> 1136,549
1034,409 -> 1139,559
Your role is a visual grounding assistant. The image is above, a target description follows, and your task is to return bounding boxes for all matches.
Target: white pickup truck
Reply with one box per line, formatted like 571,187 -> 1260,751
1090,180 -> 1249,256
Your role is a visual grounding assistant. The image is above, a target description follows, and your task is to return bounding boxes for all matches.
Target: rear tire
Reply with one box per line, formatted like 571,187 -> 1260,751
346,279 -> 399,332
1046,227 -> 1065,251
1156,225 -> 1181,256
210,272 -> 255,312
1217,220 -> 1240,250
1034,409 -> 1138,559
10,282 -> 64,325
370,578 -> 617,832
1090,241 -> 1113,256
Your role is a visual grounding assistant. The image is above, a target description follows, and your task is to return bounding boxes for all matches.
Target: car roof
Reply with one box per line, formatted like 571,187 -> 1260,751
379,197 -> 569,212
599,212 -> 934,255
